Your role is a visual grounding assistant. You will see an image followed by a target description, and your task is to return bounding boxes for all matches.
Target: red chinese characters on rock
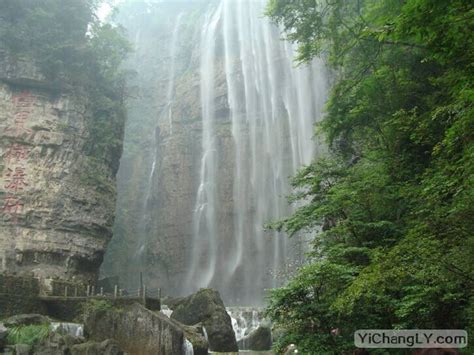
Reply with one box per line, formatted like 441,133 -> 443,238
4,167 -> 28,192
2,90 -> 36,223
2,195 -> 24,216
6,91 -> 35,136
4,144 -> 30,163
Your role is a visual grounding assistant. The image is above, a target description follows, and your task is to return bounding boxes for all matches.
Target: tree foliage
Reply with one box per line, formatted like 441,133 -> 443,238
266,0 -> 474,353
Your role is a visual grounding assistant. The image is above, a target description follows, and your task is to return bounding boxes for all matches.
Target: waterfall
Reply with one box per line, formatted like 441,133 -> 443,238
50,322 -> 84,337
186,2 -> 224,290
166,13 -> 183,135
160,305 -> 173,318
185,0 -> 327,303
227,307 -> 263,341
183,338 -> 194,355
105,0 -> 327,304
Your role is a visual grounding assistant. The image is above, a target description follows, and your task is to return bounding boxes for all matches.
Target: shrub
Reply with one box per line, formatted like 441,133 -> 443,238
6,324 -> 50,346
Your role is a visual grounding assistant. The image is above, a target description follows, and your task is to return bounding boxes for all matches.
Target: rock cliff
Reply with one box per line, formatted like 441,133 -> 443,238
102,1 -> 239,296
101,1 -> 208,295
0,53 -> 124,285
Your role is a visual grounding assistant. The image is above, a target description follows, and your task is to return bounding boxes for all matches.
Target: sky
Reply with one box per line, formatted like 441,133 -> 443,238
97,0 -> 122,22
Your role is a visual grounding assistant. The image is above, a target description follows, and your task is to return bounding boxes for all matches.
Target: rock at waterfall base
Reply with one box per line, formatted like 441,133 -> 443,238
0,322 -> 7,347
170,288 -> 238,352
170,321 -> 209,355
4,314 -> 50,328
237,325 -> 272,351
14,344 -> 32,355
84,302 -> 184,354
34,332 -> 84,355
70,339 -> 123,355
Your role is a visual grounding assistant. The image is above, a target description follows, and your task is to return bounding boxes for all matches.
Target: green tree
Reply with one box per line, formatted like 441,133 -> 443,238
266,0 -> 474,353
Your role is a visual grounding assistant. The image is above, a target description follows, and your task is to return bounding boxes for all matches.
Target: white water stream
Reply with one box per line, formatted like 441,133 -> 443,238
105,0 -> 327,305
185,0 -> 327,304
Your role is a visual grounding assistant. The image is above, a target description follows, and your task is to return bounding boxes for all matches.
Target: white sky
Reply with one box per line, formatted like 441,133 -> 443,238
97,0 -> 122,22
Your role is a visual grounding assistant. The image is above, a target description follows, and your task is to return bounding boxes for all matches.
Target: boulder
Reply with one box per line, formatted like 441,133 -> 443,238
2,346 -> 14,354
71,339 -> 123,355
4,314 -> 50,327
171,288 -> 238,352
182,325 -> 208,355
162,296 -> 185,310
168,320 -> 208,355
84,302 -> 184,355
33,332 -> 84,355
0,323 -> 7,350
14,344 -> 32,355
237,325 -> 272,350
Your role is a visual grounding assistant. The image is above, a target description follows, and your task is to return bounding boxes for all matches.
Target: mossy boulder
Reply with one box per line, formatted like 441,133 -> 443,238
14,343 -> 32,355
84,302 -> 184,354
171,288 -> 238,352
33,332 -> 84,355
71,339 -> 123,355
237,325 -> 272,351
4,314 -> 50,328
167,319 -> 208,355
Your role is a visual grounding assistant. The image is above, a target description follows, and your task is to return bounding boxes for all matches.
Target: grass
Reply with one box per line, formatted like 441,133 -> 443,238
81,299 -> 114,318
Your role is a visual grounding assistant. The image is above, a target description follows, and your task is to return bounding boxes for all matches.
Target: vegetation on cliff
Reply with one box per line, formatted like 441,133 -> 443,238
265,0 -> 473,353
0,0 -> 130,174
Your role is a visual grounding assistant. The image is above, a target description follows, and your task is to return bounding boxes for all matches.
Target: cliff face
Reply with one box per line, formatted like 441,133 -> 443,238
0,54 -> 122,284
101,1 -> 217,292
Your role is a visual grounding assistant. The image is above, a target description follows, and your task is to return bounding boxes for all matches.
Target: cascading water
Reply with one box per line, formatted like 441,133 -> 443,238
103,0 -> 327,305
50,322 -> 84,337
166,13 -> 183,135
185,2 -> 223,289
160,305 -> 173,318
183,338 -> 194,355
227,307 -> 264,342
184,0 -> 327,304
